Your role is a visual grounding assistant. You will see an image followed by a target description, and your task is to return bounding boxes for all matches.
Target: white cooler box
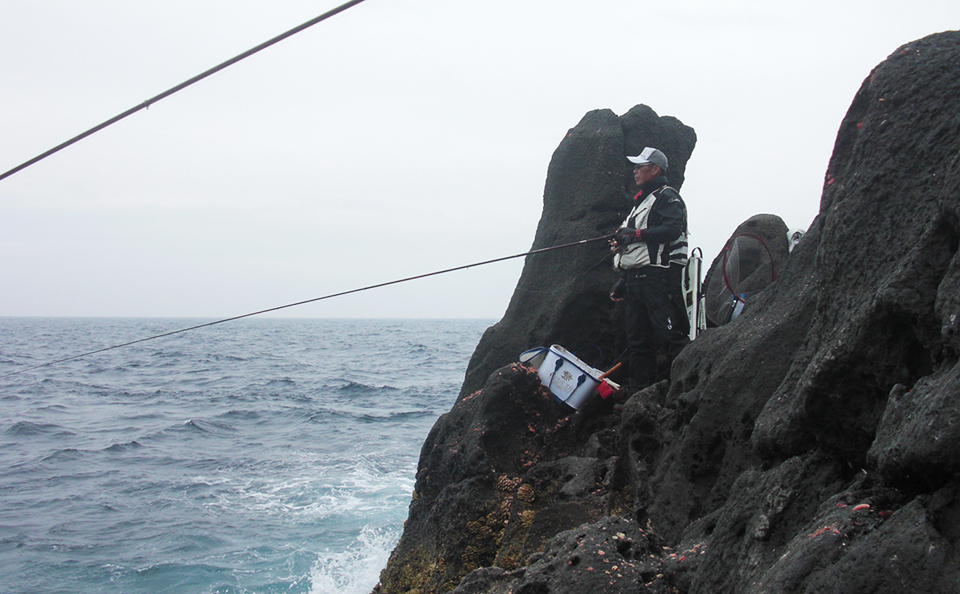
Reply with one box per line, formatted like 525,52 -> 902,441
536,345 -> 603,410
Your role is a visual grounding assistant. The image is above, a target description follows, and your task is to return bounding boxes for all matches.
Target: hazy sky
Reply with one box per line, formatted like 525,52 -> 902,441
2,1 -> 956,319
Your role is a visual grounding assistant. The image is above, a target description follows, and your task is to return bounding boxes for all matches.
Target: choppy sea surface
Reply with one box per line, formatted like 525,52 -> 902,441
0,317 -> 491,594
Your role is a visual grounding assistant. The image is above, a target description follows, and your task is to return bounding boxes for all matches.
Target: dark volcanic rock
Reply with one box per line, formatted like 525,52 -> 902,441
647,215 -> 821,543
453,516 -> 661,594
376,30 -> 960,594
375,363 -> 570,593
752,31 -> 960,471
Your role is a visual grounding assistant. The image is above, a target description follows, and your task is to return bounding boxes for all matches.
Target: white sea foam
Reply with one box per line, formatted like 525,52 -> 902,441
195,452 -> 418,522
309,525 -> 398,594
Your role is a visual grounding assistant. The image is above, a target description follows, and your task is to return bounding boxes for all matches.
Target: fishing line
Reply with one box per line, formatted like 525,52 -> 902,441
1,234 -> 614,378
0,0 -> 368,183
512,250 -> 612,295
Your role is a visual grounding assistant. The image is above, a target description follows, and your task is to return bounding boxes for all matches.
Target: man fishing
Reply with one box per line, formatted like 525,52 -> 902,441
609,147 -> 690,391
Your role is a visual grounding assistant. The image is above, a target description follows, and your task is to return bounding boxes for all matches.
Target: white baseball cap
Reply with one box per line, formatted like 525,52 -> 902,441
627,147 -> 668,170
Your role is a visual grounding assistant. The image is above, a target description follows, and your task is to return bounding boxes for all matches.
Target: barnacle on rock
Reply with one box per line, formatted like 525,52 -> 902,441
486,498 -> 512,524
499,553 -> 521,570
517,483 -> 536,503
497,474 -> 522,492
521,510 -> 536,528
462,545 -> 481,565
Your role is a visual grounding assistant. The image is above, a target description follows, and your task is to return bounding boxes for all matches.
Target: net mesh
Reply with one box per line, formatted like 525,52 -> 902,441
704,234 -> 776,326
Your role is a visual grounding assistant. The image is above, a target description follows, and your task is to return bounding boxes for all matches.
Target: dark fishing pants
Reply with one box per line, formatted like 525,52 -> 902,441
624,265 -> 690,391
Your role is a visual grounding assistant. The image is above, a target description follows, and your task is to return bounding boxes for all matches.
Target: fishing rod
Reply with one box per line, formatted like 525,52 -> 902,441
1,233 -> 615,378
0,0 -> 368,183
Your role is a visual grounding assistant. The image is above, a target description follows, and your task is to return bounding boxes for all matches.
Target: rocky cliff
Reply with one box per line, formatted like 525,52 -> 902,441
375,30 -> 960,594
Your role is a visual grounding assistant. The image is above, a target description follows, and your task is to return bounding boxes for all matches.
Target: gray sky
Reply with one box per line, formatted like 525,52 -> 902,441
1,1 -> 956,319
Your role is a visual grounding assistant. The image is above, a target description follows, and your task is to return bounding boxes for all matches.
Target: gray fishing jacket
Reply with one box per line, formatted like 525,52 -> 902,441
613,176 -> 688,271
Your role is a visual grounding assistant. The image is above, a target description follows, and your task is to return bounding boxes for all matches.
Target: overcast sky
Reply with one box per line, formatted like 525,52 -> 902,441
1,1 -> 956,319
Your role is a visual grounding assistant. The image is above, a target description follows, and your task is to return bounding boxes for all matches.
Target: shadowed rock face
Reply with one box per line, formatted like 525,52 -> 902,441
376,30 -> 960,594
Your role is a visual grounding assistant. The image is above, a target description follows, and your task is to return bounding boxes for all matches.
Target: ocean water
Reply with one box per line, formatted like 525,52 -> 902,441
0,317 -> 491,594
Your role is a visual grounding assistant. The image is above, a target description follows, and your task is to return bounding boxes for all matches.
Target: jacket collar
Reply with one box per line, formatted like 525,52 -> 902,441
632,174 -> 670,202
